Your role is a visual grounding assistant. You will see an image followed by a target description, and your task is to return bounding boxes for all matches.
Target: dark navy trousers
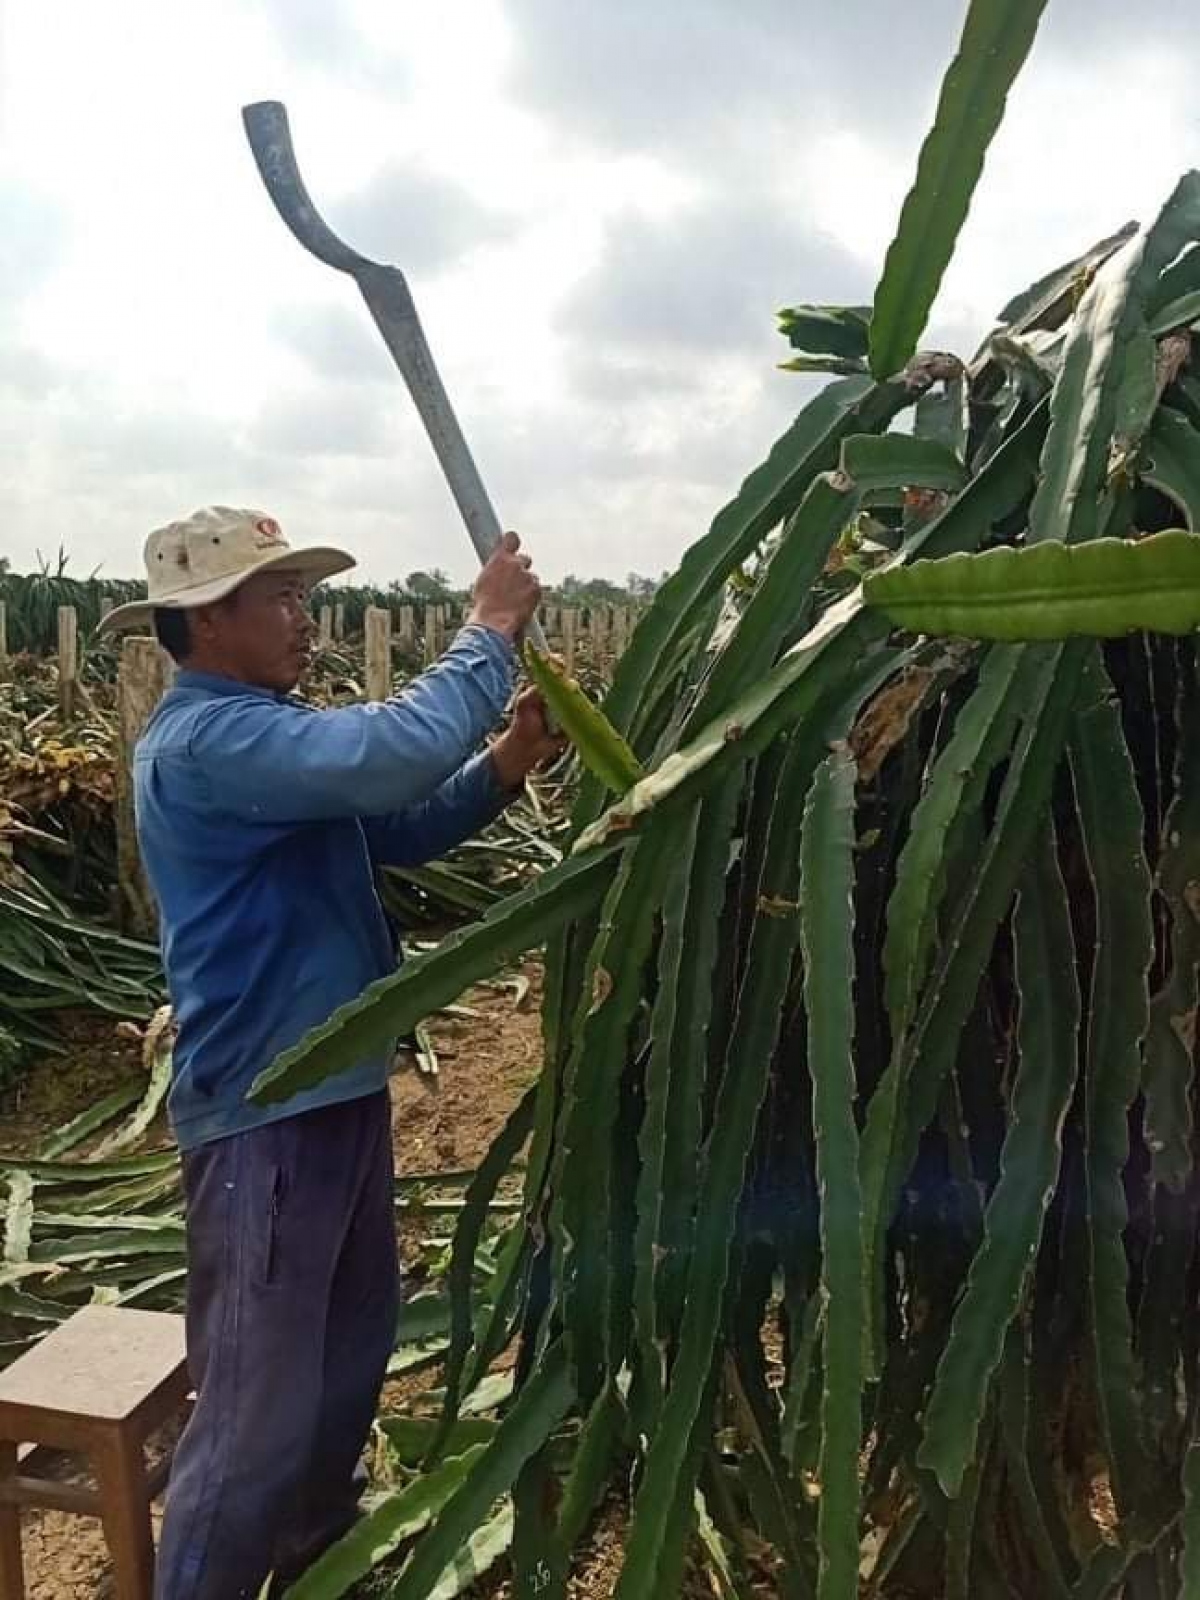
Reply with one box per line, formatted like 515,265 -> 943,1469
154,1091 -> 400,1599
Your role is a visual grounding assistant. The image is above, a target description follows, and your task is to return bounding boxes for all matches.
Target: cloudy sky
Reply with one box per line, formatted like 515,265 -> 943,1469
2,1 -> 1198,587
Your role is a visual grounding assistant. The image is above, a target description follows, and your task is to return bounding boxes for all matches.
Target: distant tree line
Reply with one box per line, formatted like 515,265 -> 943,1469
397,569 -> 665,606
1,559 -> 663,656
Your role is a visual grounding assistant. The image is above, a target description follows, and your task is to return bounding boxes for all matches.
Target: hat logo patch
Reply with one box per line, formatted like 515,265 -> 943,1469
254,517 -> 285,549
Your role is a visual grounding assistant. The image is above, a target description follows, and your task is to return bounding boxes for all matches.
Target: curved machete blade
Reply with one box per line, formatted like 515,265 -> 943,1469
239,98 -> 551,656
242,100 -> 374,276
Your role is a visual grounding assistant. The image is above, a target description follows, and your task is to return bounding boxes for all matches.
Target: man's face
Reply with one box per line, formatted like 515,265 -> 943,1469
193,570 -> 313,693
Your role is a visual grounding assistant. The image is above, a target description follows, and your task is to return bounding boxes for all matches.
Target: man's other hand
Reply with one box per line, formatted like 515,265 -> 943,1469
468,531 -> 541,640
490,687 -> 568,790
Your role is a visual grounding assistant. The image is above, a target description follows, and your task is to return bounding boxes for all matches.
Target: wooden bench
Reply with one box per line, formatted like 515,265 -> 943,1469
0,1305 -> 190,1600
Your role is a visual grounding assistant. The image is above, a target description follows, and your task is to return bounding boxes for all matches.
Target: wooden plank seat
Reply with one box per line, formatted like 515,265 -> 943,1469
0,1306 -> 190,1599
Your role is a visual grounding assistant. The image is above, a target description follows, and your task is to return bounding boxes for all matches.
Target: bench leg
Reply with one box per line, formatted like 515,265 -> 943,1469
92,1430 -> 154,1600
0,1442 -> 24,1600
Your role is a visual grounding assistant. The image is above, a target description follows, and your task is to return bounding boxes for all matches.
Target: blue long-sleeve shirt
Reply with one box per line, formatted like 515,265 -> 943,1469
134,624 -> 517,1149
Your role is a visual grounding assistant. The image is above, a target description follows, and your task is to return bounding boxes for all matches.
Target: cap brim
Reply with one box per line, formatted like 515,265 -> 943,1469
97,546 -> 357,634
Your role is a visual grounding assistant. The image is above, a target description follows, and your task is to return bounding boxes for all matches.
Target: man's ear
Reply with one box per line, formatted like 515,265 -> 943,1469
189,604 -> 221,646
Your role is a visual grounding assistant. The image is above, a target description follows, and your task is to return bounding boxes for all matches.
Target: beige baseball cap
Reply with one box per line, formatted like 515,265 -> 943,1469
98,506 -> 356,633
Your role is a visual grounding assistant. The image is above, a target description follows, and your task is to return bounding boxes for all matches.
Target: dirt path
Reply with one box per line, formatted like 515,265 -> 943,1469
0,967 -> 543,1600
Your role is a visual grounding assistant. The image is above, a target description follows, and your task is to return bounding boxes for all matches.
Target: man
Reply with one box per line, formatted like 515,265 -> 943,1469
99,505 -> 557,1598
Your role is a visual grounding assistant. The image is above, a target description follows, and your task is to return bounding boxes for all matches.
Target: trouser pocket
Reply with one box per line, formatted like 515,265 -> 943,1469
262,1164 -> 286,1286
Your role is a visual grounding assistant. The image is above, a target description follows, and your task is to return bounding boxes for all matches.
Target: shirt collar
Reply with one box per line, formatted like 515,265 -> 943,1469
173,670 -> 286,702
